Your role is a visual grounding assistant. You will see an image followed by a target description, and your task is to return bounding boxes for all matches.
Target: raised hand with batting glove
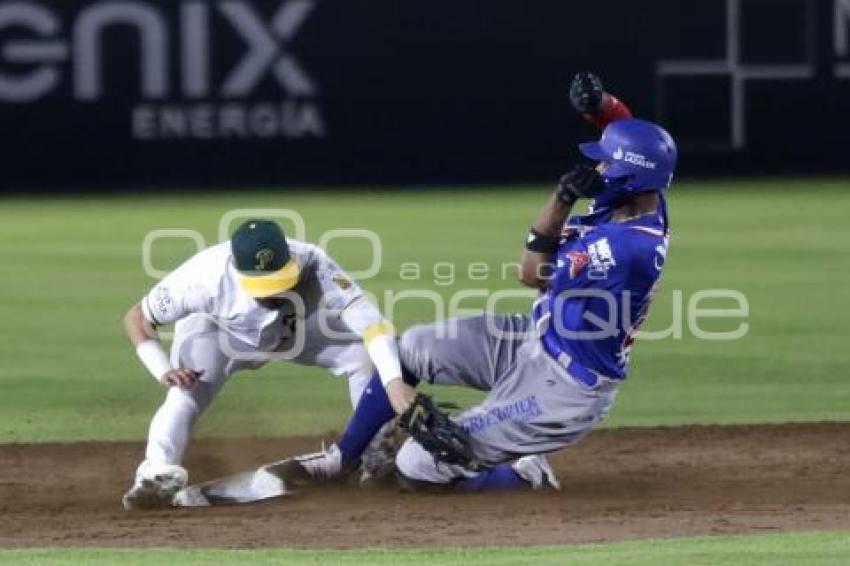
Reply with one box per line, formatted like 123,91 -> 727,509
569,71 -> 633,130
569,71 -> 605,114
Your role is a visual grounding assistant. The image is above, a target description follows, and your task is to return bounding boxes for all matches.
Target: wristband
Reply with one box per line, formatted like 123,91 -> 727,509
136,339 -> 172,383
525,228 -> 559,254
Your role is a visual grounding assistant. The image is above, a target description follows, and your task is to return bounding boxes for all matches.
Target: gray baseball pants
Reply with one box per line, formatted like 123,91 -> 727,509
395,314 -> 618,483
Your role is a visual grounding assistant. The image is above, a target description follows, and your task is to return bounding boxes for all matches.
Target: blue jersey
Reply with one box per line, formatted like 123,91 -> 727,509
531,213 -> 668,380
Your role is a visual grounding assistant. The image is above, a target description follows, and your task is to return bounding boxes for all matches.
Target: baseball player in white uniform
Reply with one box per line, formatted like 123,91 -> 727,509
122,219 -> 417,509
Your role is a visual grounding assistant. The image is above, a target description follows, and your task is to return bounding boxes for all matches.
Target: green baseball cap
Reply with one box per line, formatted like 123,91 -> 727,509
231,220 -> 300,298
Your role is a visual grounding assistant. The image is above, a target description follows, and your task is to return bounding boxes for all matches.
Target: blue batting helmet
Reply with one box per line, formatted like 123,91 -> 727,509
579,118 -> 677,195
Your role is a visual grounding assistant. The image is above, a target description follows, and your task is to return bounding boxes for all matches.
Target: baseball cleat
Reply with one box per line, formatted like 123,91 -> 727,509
266,442 -> 343,485
173,467 -> 290,506
122,462 -> 188,510
511,454 -> 561,490
172,485 -> 211,508
122,480 -> 174,510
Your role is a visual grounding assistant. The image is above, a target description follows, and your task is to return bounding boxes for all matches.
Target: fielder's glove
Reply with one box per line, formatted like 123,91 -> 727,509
399,393 -> 478,470
556,164 -> 604,205
569,71 -> 605,114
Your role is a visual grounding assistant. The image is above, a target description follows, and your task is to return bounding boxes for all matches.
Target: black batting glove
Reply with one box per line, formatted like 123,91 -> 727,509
569,72 -> 605,114
556,164 -> 604,205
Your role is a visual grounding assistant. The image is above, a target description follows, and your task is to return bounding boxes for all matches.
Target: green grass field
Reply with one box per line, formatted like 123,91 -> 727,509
0,180 -> 847,442
0,180 -> 848,562
2,532 -> 848,565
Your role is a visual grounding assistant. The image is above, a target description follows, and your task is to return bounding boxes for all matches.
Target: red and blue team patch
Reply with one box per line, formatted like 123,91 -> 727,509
565,251 -> 590,279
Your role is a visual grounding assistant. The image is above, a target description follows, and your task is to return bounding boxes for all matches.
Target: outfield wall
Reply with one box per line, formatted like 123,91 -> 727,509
0,0 -> 848,191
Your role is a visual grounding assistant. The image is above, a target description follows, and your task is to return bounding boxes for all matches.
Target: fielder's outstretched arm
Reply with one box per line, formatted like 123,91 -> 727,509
123,251 -> 213,390
312,246 -> 417,414
338,296 -> 417,414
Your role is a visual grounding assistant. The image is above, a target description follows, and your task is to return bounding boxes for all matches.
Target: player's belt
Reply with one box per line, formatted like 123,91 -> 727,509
540,331 -> 617,391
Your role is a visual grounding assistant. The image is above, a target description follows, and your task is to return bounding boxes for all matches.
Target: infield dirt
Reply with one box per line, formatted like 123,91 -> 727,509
1,423 -> 848,548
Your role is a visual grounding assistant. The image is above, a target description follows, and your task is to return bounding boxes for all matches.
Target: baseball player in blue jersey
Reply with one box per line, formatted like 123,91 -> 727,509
391,114 -> 674,491
173,73 -> 678,504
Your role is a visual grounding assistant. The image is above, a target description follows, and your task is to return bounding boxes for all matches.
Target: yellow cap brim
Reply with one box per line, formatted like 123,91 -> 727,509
238,259 -> 300,298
